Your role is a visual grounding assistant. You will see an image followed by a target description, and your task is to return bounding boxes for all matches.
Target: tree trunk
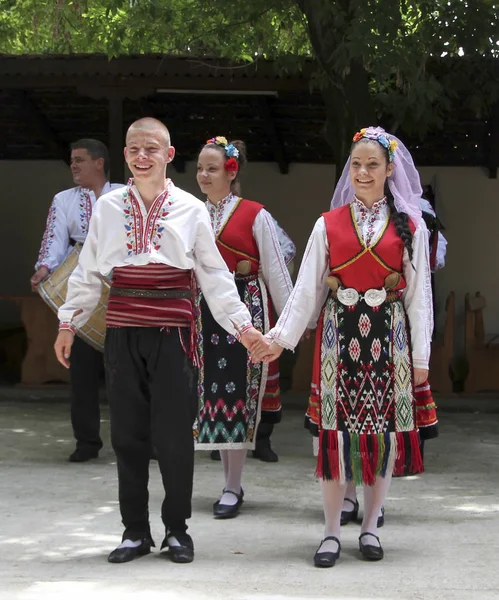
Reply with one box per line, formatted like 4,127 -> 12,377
295,0 -> 376,178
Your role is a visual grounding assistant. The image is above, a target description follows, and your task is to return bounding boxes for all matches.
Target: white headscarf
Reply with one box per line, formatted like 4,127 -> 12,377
330,126 -> 423,225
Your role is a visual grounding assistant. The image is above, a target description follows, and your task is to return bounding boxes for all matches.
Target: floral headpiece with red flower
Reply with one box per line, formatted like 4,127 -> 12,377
206,135 -> 240,173
352,126 -> 398,162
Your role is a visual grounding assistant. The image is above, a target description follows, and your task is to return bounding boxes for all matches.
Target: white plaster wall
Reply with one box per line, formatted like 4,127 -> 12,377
1,160 -> 498,348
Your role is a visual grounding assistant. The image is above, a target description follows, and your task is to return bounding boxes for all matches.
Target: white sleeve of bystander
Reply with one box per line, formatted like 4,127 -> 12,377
58,206 -> 103,329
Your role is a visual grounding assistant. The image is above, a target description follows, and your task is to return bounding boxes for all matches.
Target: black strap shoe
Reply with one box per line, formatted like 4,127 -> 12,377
340,498 -> 359,525
359,532 -> 384,561
161,532 -> 194,563
213,488 -> 244,519
108,538 -> 153,564
313,536 -> 341,568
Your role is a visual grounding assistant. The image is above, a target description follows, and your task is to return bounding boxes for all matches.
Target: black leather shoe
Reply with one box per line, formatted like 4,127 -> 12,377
252,445 -> 278,462
213,488 -> 244,519
210,450 -> 221,461
340,498 -> 359,526
69,448 -> 99,463
108,538 -> 152,563
359,532 -> 384,561
377,506 -> 385,528
161,532 -> 194,563
313,536 -> 341,568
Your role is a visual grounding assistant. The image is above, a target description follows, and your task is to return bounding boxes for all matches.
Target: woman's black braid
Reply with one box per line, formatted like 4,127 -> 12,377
384,182 -> 414,262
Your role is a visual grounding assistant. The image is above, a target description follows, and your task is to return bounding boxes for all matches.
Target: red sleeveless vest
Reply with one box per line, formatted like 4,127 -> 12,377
216,198 -> 263,274
323,204 -> 416,292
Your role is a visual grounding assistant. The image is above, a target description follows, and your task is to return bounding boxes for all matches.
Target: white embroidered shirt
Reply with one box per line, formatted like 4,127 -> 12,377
35,182 -> 124,272
58,181 -> 252,336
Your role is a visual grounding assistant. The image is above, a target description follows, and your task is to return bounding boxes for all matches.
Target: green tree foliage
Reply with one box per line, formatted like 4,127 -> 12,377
1,0 -> 498,162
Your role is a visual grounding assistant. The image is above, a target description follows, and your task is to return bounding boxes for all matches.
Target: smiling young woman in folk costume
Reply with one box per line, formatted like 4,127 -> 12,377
338,194 -> 444,529
252,127 -> 432,566
195,136 -> 293,518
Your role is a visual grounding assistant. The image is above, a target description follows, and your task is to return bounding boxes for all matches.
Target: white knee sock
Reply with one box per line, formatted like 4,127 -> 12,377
361,474 -> 392,546
117,539 -> 143,549
343,481 -> 358,512
317,479 -> 347,554
219,449 -> 247,506
220,449 -> 230,480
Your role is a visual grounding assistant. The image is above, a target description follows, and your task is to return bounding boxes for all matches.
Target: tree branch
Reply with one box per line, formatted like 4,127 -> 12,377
185,8 -> 274,47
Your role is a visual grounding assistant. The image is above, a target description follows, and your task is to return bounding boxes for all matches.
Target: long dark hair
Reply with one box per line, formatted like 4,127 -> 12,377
352,137 -> 414,261
385,182 -> 414,262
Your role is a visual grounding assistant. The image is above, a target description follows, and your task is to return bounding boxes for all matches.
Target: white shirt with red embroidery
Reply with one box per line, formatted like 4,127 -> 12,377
58,181 -> 253,336
35,182 -> 124,272
205,194 -> 294,316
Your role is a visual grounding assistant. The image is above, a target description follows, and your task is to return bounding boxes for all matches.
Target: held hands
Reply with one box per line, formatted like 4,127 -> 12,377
413,368 -> 429,387
30,266 -> 50,292
256,341 -> 284,364
240,327 -> 269,356
239,327 -> 282,364
54,330 -> 75,369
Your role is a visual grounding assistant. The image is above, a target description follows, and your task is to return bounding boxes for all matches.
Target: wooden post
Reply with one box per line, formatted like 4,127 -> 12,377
108,94 -> 125,183
488,103 -> 499,179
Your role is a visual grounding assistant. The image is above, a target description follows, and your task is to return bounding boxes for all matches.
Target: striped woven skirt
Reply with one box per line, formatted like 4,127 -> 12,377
306,294 -> 423,485
195,276 -> 280,450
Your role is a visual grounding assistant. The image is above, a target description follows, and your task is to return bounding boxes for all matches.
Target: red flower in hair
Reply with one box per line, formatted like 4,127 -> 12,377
352,131 -> 364,143
224,157 -> 239,172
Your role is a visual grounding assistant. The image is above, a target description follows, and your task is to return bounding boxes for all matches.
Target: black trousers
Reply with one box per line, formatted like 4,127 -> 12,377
105,327 -> 198,541
69,335 -> 103,452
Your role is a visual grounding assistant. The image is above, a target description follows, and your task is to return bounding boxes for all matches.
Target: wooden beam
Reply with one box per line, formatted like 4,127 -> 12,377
108,95 -> 125,183
11,90 -> 69,164
257,96 -> 289,174
488,103 -> 499,179
0,56 -> 314,93
79,85 -> 155,101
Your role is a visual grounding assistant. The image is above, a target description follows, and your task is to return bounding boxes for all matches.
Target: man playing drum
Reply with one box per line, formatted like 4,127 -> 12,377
54,118 -> 268,565
31,139 -> 124,462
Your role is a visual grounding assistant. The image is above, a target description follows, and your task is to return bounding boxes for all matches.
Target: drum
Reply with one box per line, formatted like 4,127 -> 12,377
37,244 -> 110,352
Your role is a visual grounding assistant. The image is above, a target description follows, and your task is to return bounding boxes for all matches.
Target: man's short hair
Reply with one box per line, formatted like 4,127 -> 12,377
126,118 -> 171,147
70,139 -> 110,176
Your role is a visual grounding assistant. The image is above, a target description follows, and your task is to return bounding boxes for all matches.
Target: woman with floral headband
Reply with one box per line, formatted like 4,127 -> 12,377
195,136 -> 294,518
252,126 -> 432,566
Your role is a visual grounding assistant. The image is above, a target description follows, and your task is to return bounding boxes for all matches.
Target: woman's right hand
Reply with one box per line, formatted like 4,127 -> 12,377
252,341 -> 284,364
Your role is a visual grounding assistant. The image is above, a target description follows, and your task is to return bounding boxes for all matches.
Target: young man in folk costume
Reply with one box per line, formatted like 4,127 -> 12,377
253,127 -> 432,567
195,136 -> 293,517
31,139 -> 124,463
54,119 -> 268,565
